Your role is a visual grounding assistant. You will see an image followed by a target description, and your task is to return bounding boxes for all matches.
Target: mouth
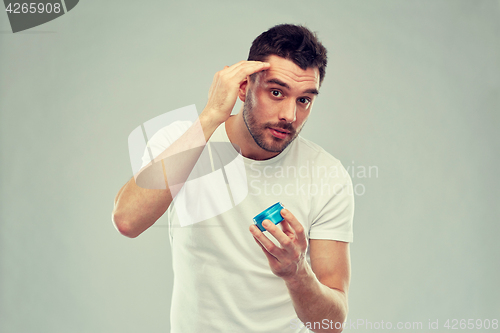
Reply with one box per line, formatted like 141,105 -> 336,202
269,127 -> 291,139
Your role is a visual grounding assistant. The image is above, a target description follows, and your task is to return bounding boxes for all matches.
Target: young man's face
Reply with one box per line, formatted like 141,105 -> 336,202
242,54 -> 320,154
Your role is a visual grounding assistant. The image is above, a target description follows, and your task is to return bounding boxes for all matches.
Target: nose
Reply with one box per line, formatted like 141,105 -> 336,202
278,99 -> 296,123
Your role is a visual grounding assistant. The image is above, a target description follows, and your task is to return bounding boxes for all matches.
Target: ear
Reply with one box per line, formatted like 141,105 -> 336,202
238,76 -> 249,102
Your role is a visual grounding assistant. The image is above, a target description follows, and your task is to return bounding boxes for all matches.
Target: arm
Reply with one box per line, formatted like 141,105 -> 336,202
250,210 -> 350,333
111,114 -> 217,238
286,239 -> 350,333
112,61 -> 271,238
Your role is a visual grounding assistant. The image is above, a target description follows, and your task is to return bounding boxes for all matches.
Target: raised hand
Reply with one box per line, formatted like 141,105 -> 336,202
202,60 -> 270,126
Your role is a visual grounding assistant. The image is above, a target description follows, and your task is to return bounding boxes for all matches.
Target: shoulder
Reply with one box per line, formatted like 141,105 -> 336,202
292,135 -> 343,167
289,135 -> 352,185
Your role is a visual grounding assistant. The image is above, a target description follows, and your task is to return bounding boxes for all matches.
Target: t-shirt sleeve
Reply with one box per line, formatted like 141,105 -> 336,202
140,120 -> 193,170
308,161 -> 354,242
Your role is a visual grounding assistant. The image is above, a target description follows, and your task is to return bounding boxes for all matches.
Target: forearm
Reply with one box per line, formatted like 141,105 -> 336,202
112,176 -> 172,238
112,110 -> 221,237
285,263 -> 348,333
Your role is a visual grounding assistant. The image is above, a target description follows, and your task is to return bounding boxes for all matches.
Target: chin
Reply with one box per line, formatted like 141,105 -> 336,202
262,137 -> 293,153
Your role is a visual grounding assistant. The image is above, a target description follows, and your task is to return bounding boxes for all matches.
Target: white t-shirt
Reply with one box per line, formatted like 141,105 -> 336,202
142,121 -> 354,333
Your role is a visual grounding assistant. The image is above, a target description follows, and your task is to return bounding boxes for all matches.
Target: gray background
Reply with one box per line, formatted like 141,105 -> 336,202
1,1 -> 499,332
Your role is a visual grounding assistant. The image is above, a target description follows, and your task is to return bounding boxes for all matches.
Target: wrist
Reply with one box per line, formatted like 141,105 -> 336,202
198,109 -> 224,140
283,259 -> 314,289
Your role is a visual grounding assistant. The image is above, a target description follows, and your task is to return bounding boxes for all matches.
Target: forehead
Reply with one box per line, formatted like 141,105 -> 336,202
258,54 -> 320,89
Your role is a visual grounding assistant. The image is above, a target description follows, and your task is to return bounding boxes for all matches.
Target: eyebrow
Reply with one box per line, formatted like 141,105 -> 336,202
265,78 -> 319,95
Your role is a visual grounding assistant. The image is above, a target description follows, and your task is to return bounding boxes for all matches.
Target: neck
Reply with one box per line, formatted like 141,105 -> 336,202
225,111 -> 280,161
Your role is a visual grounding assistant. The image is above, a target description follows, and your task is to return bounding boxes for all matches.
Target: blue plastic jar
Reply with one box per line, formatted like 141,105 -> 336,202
253,202 -> 285,232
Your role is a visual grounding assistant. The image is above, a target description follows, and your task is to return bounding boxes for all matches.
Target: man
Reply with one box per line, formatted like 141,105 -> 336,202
112,24 -> 354,333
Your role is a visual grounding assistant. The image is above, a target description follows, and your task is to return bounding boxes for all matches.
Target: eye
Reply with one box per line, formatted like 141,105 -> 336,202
271,90 -> 283,98
298,97 -> 311,105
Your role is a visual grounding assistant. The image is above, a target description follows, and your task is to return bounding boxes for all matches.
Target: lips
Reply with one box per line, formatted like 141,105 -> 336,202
269,127 -> 290,139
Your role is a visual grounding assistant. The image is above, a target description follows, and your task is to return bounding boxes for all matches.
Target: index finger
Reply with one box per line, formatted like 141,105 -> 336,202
224,60 -> 270,77
281,209 -> 307,243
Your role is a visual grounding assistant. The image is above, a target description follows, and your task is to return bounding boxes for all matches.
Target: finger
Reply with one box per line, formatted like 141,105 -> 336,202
249,224 -> 284,258
253,236 -> 279,262
210,61 -> 269,98
219,60 -> 247,75
233,61 -> 270,79
279,218 -> 295,237
281,209 -> 307,244
261,220 -> 294,252
214,62 -> 244,79
225,60 -> 270,78
225,60 -> 268,71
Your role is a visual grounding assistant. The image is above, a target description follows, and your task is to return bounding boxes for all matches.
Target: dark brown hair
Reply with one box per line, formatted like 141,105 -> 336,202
247,24 -> 328,86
